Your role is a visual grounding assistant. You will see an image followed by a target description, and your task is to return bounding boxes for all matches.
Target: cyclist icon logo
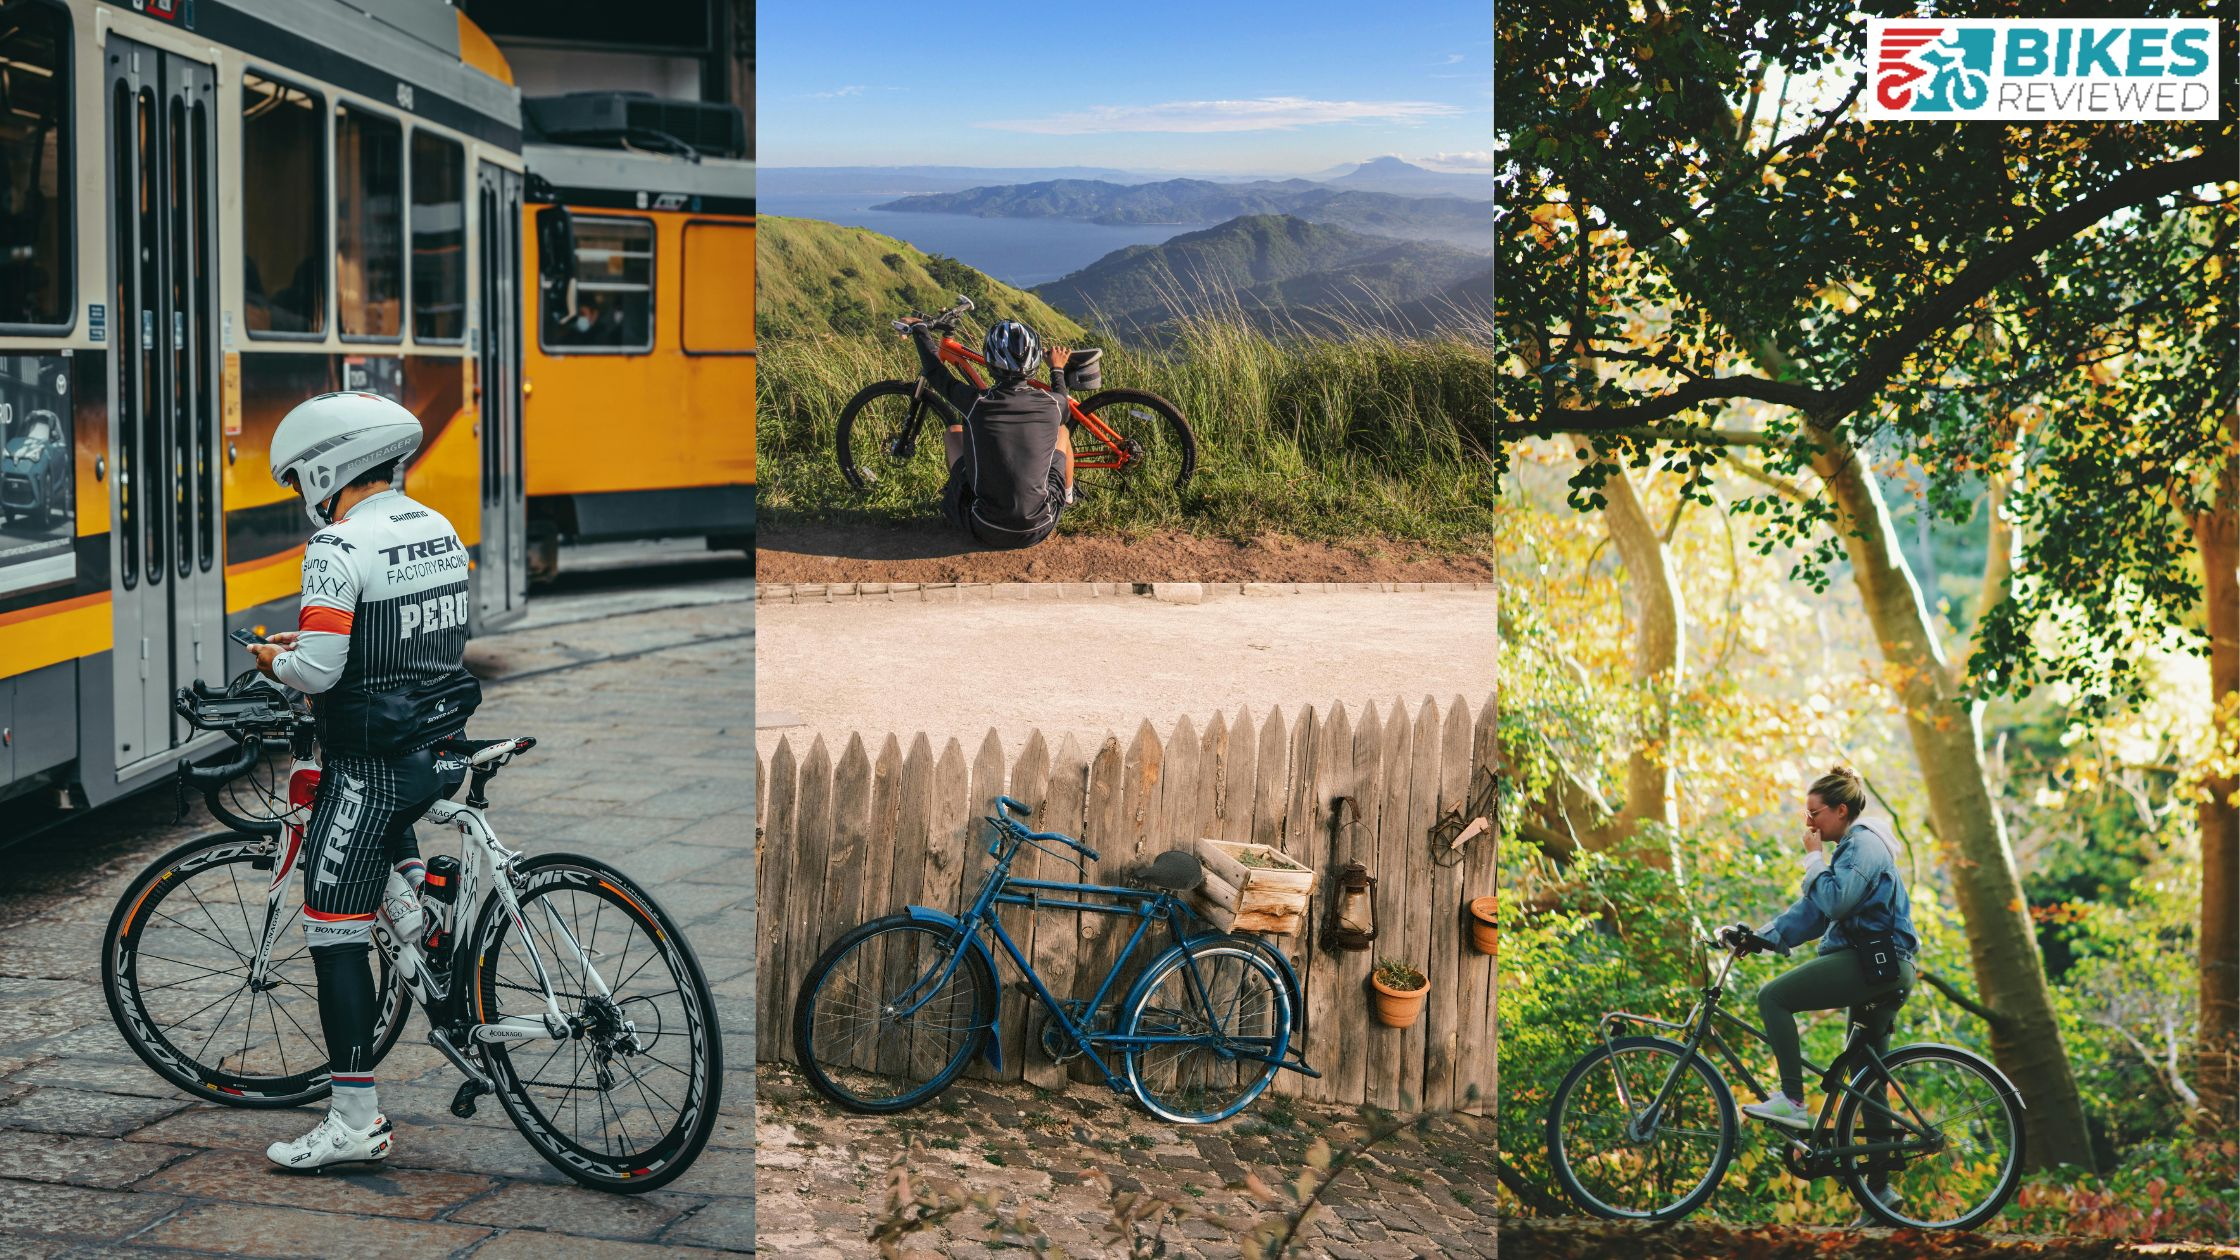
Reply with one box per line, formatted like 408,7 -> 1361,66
1873,25 -> 1994,113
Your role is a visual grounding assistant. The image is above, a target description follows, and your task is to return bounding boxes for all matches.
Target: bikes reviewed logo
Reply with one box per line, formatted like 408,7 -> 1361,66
1864,19 -> 2219,120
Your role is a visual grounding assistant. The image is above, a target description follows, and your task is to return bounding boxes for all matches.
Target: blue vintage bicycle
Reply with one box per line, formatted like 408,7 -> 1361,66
792,796 -> 1317,1124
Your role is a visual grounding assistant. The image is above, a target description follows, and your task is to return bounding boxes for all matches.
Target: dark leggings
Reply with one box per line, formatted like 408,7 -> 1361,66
301,751 -> 436,1074
1757,949 -> 1915,1099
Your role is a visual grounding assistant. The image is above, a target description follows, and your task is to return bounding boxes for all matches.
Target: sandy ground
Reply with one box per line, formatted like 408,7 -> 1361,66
756,519 -> 1495,583
753,585 -> 1493,762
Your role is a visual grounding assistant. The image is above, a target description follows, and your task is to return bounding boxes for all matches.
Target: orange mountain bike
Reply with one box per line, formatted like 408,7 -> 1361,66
836,296 -> 1198,495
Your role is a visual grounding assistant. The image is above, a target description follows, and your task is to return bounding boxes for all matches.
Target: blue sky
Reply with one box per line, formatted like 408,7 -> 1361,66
756,2 -> 1491,174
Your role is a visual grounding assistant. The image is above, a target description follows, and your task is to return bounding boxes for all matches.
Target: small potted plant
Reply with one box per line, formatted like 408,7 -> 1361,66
1467,896 -> 1499,955
1370,957 -> 1430,1028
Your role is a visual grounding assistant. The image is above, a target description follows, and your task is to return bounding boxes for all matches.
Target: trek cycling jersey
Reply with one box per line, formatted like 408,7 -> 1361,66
272,488 -> 476,752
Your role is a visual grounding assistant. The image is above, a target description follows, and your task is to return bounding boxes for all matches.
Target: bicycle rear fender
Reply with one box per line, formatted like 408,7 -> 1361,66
902,906 -> 1004,1072
1178,930 -> 1306,1035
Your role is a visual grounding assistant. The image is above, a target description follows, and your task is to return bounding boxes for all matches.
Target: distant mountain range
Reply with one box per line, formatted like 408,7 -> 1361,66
874,166 -> 1490,252
759,165 -> 1162,197
1034,215 -> 1490,340
755,216 -> 1087,342
1317,157 -> 1492,199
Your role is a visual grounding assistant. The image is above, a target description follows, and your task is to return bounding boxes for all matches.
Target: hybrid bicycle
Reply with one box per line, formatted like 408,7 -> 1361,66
101,673 -> 722,1192
835,295 -> 1198,495
793,795 -> 1316,1124
1544,930 -> 2026,1230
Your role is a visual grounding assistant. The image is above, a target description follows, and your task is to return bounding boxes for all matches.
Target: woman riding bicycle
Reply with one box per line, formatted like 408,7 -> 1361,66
1722,765 -> 1918,1132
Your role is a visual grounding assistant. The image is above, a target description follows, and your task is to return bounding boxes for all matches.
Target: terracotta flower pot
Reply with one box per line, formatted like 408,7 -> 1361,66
1468,896 -> 1499,955
1370,971 -> 1430,1029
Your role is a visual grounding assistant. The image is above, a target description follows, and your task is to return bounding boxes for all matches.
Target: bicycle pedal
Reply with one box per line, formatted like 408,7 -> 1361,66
450,1078 -> 489,1119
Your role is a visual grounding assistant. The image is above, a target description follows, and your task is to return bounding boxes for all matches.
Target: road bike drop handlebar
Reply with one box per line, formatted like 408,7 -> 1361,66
170,676 -> 310,837
991,794 -> 1099,862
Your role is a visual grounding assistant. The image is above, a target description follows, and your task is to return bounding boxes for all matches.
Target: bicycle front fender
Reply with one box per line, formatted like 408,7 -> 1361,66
902,906 -> 1004,1072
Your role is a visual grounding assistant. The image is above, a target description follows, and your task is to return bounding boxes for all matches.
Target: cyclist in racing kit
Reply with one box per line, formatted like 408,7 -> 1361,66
906,316 -> 1077,549
245,391 -> 481,1171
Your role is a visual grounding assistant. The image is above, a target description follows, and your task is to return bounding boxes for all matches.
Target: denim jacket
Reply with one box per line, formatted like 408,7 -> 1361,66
1757,816 -> 1919,958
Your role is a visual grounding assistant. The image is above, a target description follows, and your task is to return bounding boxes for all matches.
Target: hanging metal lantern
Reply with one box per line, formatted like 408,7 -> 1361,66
1327,862 -> 1378,951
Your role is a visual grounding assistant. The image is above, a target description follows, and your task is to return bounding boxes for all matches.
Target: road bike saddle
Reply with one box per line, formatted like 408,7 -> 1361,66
1130,849 -> 1205,893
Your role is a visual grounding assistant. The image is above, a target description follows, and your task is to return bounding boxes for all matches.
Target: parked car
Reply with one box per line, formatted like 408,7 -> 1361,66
2,411 -> 69,528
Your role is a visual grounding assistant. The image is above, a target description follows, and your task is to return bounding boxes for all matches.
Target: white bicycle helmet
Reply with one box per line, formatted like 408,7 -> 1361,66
269,392 -> 422,526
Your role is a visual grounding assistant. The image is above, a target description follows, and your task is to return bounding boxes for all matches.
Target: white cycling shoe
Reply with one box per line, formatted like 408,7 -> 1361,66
1741,1093 -> 1815,1131
266,1111 -> 393,1171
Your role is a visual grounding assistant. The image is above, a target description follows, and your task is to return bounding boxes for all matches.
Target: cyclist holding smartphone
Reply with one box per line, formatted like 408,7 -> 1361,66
243,391 -> 480,1170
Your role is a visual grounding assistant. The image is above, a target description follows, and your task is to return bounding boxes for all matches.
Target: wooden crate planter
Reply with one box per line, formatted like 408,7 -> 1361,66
1192,839 -> 1317,935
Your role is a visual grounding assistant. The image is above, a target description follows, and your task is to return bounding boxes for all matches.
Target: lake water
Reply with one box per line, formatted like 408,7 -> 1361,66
756,195 -> 1205,288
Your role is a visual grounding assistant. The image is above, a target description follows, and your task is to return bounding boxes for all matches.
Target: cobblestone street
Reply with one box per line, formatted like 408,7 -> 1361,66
0,553 -> 755,1256
755,1064 -> 1497,1259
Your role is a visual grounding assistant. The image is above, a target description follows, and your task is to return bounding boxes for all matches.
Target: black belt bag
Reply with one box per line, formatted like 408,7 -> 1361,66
318,669 -> 482,758
1854,932 -> 1903,986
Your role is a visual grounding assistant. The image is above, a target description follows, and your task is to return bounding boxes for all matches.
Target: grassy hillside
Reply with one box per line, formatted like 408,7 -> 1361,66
758,224 -> 1495,549
1035,214 -> 1489,339
755,215 -> 1087,342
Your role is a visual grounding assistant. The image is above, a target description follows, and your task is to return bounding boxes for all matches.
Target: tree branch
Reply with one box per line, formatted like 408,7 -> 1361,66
1725,458 -> 1813,504
1918,968 -> 2011,1033
1536,149 -> 2238,435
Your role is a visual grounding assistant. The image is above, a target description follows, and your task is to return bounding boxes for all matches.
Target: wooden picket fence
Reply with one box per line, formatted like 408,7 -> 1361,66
755,694 -> 1498,1116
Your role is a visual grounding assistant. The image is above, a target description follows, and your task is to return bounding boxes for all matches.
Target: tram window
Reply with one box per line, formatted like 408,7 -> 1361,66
0,1 -> 72,331
241,72 -> 326,336
0,355 -> 76,597
543,216 -> 653,354
337,105 -> 403,340
410,131 -> 465,342
681,222 -> 752,355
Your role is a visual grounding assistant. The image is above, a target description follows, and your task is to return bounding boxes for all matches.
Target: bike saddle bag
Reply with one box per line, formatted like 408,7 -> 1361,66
1061,347 -> 1101,392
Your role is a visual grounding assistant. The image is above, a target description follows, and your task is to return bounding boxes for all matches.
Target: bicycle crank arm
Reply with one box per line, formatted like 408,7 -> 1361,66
427,1027 -> 494,1091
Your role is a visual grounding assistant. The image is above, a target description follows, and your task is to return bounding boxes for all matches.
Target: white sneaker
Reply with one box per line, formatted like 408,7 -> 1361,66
1741,1094 -> 1815,1131
265,1111 -> 393,1171
380,869 -> 425,940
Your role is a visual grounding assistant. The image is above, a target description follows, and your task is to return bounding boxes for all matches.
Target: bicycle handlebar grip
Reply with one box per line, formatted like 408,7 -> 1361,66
180,739 -> 258,787
996,795 -> 1031,818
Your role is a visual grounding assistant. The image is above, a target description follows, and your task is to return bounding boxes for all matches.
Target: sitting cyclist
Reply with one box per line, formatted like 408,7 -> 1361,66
1719,765 -> 1918,1133
903,315 -> 1077,550
245,391 -> 481,1171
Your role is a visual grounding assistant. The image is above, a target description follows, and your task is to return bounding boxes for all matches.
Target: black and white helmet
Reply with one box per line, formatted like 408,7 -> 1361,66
982,320 -> 1042,378
269,391 -> 421,526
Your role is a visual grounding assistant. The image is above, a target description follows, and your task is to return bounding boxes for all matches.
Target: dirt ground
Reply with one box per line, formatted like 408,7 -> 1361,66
755,518 -> 1495,584
752,585 -> 1494,762
1502,1218 -> 2239,1259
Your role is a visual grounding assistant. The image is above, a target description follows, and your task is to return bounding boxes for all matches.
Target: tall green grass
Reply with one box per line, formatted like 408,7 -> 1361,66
757,301 -> 1497,549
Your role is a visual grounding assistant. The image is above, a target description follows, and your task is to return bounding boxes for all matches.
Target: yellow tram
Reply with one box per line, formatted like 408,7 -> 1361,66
0,0 -> 528,817
518,94 -> 754,570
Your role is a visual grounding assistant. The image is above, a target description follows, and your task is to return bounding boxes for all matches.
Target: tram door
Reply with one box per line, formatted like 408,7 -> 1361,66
106,39 -> 222,775
474,162 -> 525,625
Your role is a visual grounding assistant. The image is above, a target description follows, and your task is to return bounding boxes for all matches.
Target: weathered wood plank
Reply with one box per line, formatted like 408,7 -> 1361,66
876,734 -> 938,1084
1028,733 -> 1091,1091
1070,734 -> 1128,1086
1398,697 -> 1443,1112
1269,705 -> 1320,1099
1250,707 -> 1287,851
822,736 -> 876,1071
1006,729 -> 1054,1087
1372,701 -> 1414,1109
1425,699 -> 1474,1112
786,736 -> 835,1065
756,738 -> 798,1063
1466,693 -> 1500,1117
966,729 -> 1010,1081
1195,710 -> 1227,846
1226,707 -> 1257,840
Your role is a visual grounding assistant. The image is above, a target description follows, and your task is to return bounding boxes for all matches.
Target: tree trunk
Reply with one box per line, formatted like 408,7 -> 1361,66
1810,434 -> 2098,1169
1593,462 -> 1685,851
2192,421 -> 2239,1137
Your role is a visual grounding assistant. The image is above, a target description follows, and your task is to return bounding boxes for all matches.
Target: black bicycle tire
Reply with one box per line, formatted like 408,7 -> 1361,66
101,830 -> 407,1108
1119,942 -> 1289,1124
1545,1034 -> 1738,1221
792,913 -> 996,1114
1072,388 -> 1198,491
1834,1043 -> 2027,1231
471,853 -> 724,1194
837,379 -> 953,493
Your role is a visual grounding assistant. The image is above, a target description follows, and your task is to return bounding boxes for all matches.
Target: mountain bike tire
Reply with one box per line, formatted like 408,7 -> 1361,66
1072,388 -> 1198,492
836,379 -> 954,493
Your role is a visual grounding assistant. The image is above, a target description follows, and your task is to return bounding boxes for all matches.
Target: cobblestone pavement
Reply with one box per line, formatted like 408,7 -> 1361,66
755,1064 -> 1497,1259
0,570 -> 755,1256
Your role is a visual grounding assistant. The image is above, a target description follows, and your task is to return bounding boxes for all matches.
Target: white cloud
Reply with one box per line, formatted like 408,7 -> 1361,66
806,85 -> 867,99
1420,150 -> 1495,172
1436,52 -> 1465,65
978,97 -> 1461,135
